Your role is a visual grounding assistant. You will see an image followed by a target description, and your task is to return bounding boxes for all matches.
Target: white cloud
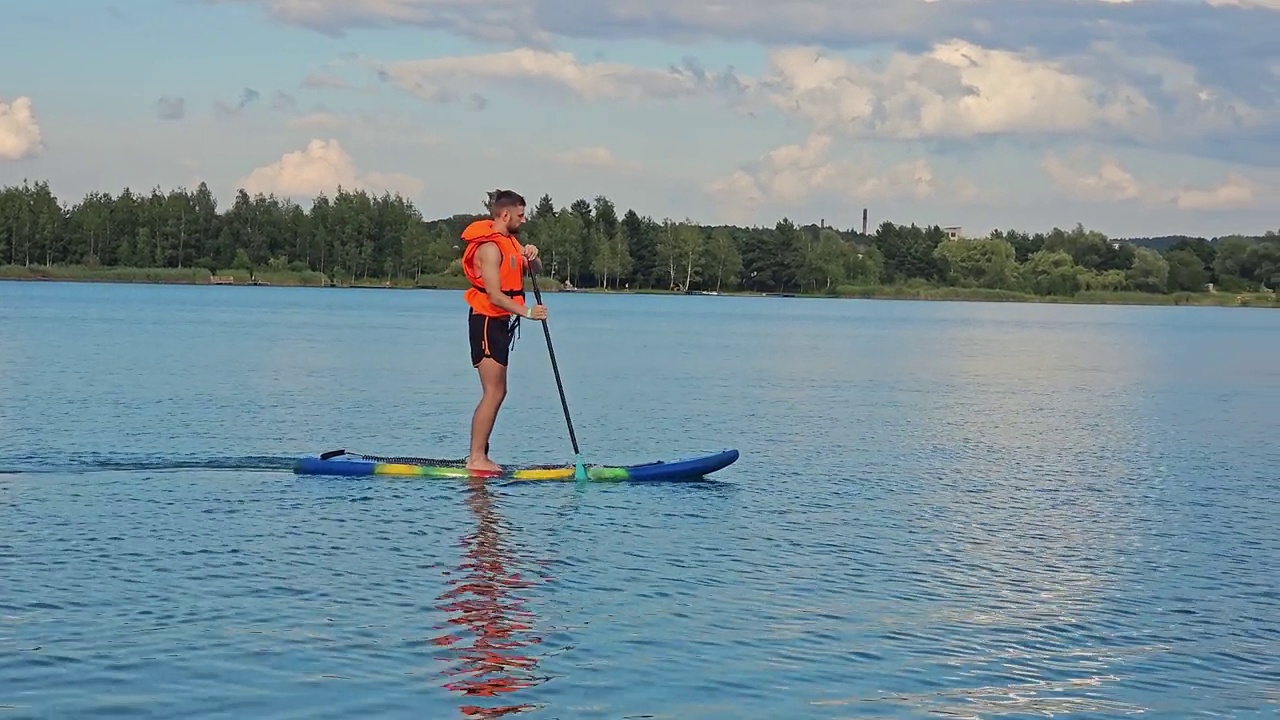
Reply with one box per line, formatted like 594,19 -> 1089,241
364,39 -> 1257,148
222,0 -> 1275,175
753,41 -> 1152,140
218,0 -> 1280,147
1206,0 -> 1280,8
1042,152 -> 1149,203
215,0 -> 1280,49
239,138 -> 425,199
706,134 -> 975,221
1068,41 -> 1265,137
1042,149 -> 1260,210
195,0 -> 1279,194
549,145 -> 640,172
1173,173 -> 1256,210
372,48 -> 727,104
211,0 -> 551,43
0,96 -> 44,161
366,42 -> 1134,140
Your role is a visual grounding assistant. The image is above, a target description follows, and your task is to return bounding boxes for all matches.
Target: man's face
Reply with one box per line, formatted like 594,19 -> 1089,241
504,206 -> 526,233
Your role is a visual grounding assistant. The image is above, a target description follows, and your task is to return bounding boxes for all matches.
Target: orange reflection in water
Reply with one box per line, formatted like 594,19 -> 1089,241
432,478 -> 545,717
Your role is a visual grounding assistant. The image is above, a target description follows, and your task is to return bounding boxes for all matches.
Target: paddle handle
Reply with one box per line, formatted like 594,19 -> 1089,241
527,265 -> 581,457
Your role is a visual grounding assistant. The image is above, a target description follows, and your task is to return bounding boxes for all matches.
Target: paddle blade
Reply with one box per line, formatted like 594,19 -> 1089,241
573,455 -> 587,481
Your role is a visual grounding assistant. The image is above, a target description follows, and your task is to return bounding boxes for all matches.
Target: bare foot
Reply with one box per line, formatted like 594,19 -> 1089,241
466,455 -> 502,474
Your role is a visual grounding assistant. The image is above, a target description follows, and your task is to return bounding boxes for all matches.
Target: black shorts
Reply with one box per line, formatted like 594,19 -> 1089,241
469,310 -> 518,367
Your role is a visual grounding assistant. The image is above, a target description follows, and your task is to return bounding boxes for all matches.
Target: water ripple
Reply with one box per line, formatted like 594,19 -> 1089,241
2,284 -> 1278,718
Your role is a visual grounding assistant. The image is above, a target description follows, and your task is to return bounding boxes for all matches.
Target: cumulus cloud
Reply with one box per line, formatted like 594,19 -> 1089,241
1042,152 -> 1148,203
1174,174 -> 1257,210
1042,149 -> 1260,210
207,0 -> 550,43
370,43 -> 1104,138
550,145 -> 639,172
221,0 -> 1279,126
372,48 -> 737,104
363,39 -> 1265,151
706,134 -> 975,220
212,0 -> 1279,54
217,0 -> 1277,161
1065,41 -> 1265,138
239,138 -> 424,199
213,0 -> 1278,224
1206,0 -> 1280,8
0,96 -> 44,161
753,41 -> 1153,141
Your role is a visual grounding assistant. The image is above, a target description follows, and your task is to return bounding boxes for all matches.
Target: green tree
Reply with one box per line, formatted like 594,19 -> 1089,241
1081,269 -> 1128,291
933,237 -> 1020,289
1166,249 -> 1209,292
530,193 -> 556,221
1127,247 -> 1169,293
621,209 -> 659,288
657,220 -> 703,291
1043,223 -> 1109,270
591,229 -> 632,289
1243,241 -> 1280,289
846,244 -> 884,285
1170,237 -> 1216,273
702,227 -> 743,292
1212,237 -> 1252,290
995,229 -> 1044,263
5,177 -> 1279,302
873,222 -> 943,283
538,208 -> 586,285
1022,250 -> 1084,296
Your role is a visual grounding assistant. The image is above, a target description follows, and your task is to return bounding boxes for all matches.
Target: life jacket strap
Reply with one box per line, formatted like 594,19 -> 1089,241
470,282 -> 524,298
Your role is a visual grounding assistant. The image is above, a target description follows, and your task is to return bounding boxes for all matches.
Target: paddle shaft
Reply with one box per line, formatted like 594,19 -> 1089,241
526,266 -> 582,458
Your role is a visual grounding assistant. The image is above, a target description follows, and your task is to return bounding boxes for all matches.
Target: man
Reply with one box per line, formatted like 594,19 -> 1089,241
459,189 -> 546,473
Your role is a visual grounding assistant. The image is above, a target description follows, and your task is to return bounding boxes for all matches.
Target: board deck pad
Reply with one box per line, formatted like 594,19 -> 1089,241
293,448 -> 739,482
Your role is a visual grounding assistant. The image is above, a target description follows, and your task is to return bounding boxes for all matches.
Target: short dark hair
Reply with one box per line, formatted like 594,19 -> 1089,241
486,189 -> 525,216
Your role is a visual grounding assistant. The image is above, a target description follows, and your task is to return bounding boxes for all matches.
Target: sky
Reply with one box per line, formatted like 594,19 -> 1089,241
1,0 -> 1278,239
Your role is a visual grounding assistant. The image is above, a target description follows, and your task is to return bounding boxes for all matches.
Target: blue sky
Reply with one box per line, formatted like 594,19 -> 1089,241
1,0 -> 1277,239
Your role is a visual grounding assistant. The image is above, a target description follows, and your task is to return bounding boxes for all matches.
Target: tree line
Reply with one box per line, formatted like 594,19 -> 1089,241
1,179 -> 1277,295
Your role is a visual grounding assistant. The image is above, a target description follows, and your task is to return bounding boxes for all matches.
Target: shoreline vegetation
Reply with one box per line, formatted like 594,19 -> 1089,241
1,179 -> 1277,309
3,263 -> 1275,308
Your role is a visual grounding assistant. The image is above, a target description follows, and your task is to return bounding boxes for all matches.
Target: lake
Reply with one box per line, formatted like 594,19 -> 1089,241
2,281 -> 1278,718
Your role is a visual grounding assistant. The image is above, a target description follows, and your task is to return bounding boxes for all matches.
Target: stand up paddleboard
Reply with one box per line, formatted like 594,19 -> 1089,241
293,448 -> 739,482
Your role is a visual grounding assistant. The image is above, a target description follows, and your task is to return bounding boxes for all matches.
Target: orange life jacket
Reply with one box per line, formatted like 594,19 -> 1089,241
461,219 -> 527,317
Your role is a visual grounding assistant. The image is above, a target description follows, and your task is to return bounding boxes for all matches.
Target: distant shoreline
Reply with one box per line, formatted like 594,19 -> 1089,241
1,264 -> 1275,309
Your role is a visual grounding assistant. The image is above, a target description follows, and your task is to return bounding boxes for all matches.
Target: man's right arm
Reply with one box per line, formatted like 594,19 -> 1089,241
476,242 -> 530,316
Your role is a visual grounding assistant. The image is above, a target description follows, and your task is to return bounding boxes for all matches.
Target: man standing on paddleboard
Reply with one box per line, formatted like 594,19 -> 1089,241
460,189 -> 546,473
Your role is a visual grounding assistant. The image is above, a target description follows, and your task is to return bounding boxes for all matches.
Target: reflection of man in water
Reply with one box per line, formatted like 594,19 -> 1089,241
433,478 -> 544,717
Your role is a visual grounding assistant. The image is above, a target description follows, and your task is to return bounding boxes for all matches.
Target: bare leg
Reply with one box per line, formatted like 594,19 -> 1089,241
467,357 -> 506,472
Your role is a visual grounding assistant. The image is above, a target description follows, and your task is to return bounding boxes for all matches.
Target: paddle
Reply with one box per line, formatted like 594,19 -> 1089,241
526,261 -> 588,481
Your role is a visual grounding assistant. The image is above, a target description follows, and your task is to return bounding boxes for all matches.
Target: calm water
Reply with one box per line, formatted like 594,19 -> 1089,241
1,281 -> 1278,719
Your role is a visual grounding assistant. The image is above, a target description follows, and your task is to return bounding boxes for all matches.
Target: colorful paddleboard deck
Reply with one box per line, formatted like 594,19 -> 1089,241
293,448 -> 739,482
